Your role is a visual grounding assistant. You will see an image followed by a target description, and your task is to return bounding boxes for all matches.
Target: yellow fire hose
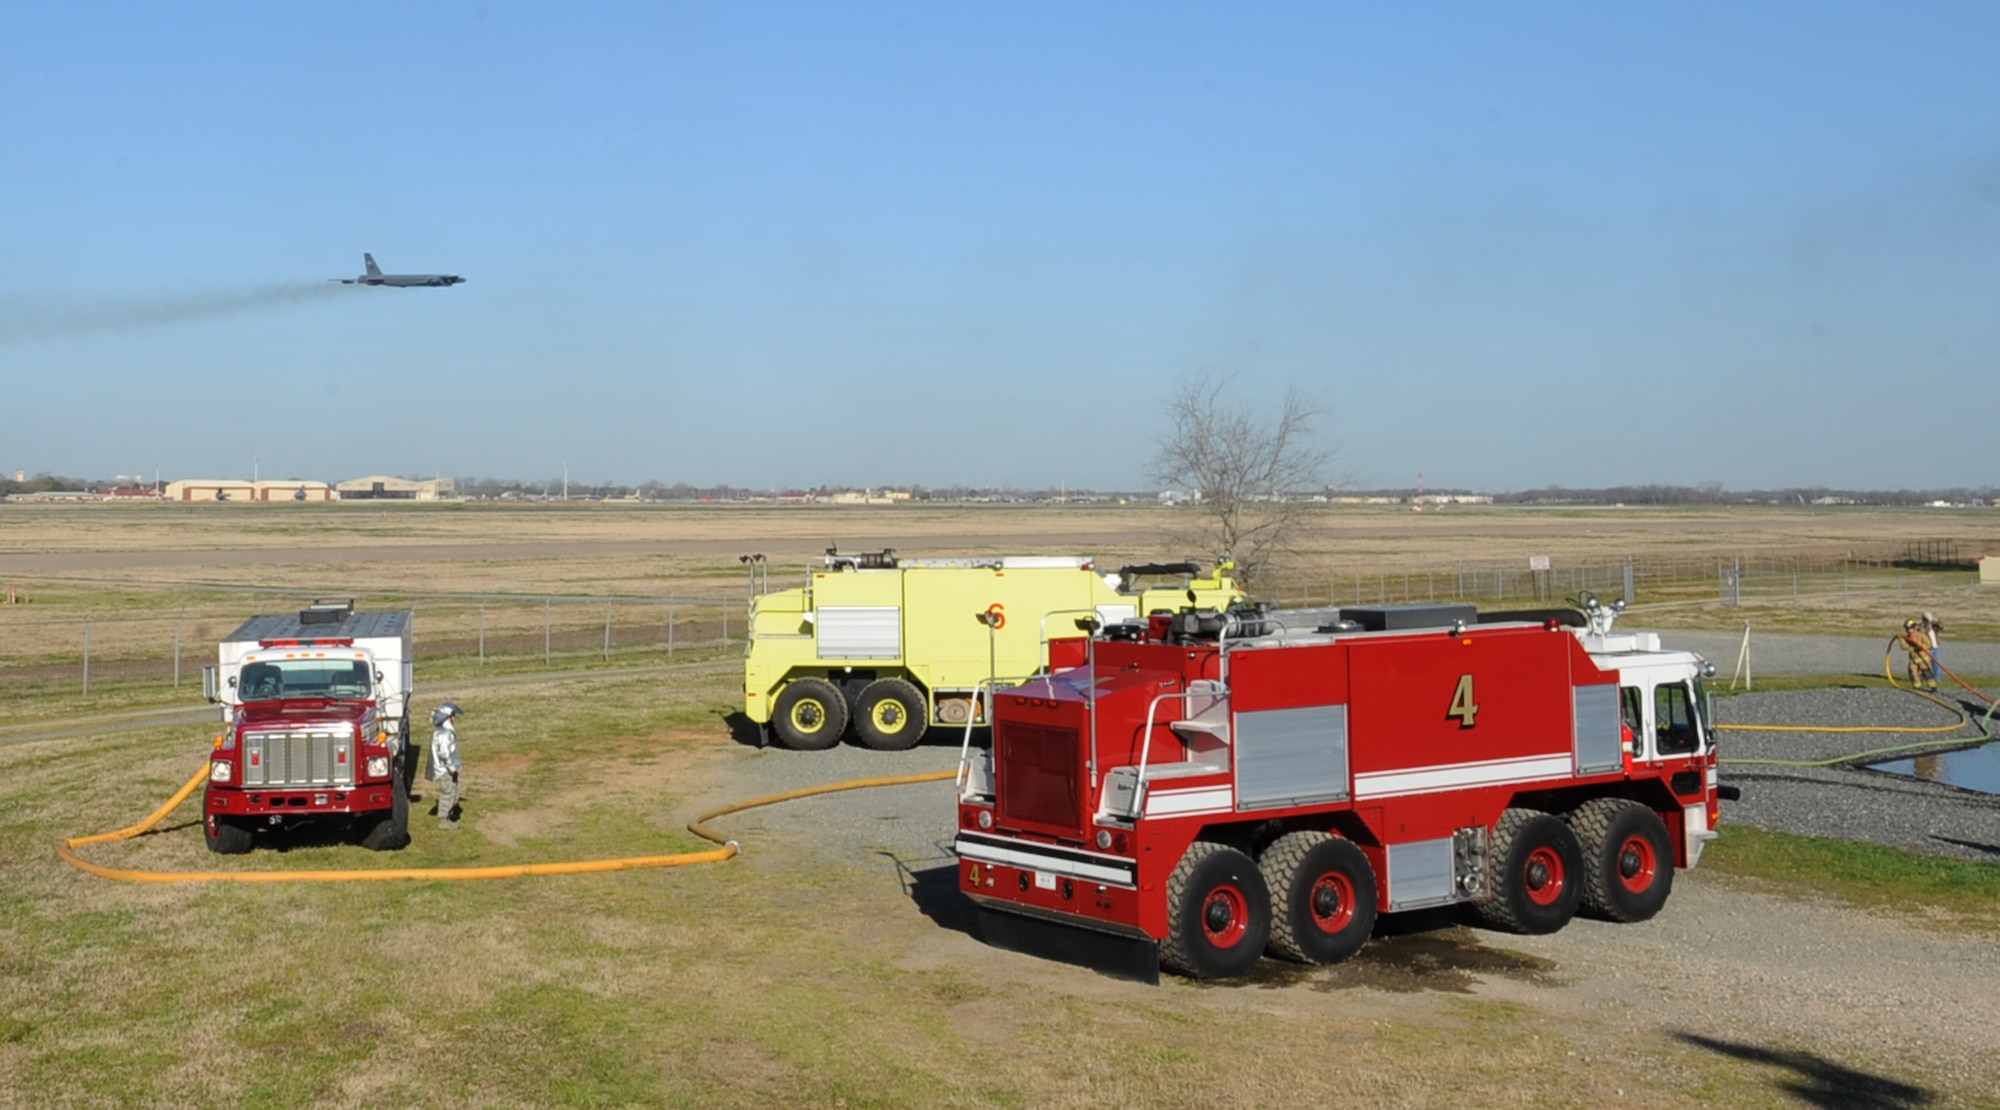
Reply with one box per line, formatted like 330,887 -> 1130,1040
58,766 -> 956,884
1714,639 -> 1994,768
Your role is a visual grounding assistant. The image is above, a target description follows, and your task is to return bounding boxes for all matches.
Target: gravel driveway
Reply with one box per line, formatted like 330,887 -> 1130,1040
1657,628 -> 2000,677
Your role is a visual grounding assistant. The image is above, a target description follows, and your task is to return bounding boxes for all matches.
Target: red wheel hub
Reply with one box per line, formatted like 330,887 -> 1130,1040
1308,872 -> 1356,934
1615,834 -> 1658,894
1524,845 -> 1567,906
1201,884 -> 1249,948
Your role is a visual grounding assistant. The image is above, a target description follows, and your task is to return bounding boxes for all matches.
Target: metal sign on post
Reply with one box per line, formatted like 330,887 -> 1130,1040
1528,555 -> 1550,571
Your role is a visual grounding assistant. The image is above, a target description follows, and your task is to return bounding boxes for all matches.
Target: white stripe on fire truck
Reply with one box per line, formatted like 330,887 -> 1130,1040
952,836 -> 1137,887
1143,785 -> 1234,817
1352,753 -> 1573,800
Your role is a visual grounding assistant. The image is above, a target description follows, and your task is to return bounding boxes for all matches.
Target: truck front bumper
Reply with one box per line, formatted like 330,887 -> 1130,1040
207,786 -> 396,817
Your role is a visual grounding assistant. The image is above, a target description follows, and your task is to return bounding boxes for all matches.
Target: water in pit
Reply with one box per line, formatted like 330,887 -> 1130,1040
1870,741 -> 2000,795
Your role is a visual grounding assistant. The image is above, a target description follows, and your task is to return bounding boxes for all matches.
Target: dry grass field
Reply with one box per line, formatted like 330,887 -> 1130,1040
3,501 -> 1999,1106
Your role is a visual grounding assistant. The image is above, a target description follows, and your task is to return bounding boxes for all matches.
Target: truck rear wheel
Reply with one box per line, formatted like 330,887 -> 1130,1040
772,678 -> 848,750
854,678 -> 927,751
1477,808 -> 1582,935
203,786 -> 254,855
359,772 -> 411,851
1161,841 -> 1270,979
1569,798 -> 1673,922
1260,831 -> 1377,965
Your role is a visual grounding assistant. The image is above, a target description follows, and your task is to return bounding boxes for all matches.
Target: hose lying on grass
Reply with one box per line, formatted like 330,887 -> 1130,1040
1714,640 -> 1995,769
59,765 -> 955,885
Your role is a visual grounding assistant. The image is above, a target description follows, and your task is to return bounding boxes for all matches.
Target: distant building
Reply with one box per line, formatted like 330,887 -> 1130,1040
163,479 -> 333,503
334,475 -> 458,501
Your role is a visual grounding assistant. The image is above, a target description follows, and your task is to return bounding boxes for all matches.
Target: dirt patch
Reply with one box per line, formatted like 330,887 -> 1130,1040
473,733 -> 704,847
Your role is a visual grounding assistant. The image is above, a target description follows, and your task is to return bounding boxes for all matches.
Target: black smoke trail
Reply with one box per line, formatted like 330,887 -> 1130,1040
0,282 -> 356,346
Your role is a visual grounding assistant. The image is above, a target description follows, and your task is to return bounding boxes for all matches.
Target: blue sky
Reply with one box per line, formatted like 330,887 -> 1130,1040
3,3 -> 1995,491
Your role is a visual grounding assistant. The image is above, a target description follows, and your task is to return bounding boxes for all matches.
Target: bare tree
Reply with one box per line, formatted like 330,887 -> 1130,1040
1150,372 -> 1332,584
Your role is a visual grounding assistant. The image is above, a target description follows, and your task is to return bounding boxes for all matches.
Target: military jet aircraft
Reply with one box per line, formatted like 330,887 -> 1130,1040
336,253 -> 465,287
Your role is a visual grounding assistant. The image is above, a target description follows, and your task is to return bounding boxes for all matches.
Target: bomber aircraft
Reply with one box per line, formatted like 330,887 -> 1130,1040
336,253 -> 465,287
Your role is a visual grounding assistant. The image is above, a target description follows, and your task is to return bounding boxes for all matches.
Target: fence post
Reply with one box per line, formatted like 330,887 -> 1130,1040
722,598 -> 730,646
173,620 -> 181,689
479,602 -> 486,665
667,597 -> 675,660
604,602 -> 613,662
83,622 -> 91,696
1622,559 -> 1634,607
544,598 -> 552,667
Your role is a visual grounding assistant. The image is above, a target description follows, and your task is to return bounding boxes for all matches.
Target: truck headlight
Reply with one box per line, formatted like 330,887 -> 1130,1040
210,761 -> 232,783
366,756 -> 390,778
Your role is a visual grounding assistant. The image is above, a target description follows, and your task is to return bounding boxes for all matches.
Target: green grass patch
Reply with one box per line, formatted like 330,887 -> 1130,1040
1706,825 -> 2000,932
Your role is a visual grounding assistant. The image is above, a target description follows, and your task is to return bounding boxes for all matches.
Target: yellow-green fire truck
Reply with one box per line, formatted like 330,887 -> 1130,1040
746,551 -> 1245,750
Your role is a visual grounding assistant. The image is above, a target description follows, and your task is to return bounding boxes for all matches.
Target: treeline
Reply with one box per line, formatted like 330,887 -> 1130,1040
1485,485 -> 1997,506
0,473 -> 88,496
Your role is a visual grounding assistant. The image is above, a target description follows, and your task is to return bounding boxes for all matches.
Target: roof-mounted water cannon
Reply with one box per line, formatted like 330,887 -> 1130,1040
824,546 -> 898,571
1581,592 -> 1626,636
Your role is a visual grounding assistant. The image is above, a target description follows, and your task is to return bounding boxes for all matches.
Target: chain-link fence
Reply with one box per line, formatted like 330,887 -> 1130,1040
1253,552 -> 1989,616
0,591 -> 752,696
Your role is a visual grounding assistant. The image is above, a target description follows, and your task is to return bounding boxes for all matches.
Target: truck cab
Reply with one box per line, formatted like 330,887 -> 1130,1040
1573,598 -> 1721,865
199,602 -> 415,854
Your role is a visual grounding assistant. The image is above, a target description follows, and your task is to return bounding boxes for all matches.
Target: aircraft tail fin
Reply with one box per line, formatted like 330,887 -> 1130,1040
363,253 -> 382,277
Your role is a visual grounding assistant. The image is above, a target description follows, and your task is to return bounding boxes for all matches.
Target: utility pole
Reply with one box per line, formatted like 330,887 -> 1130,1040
253,455 -> 260,483
562,463 -> 569,501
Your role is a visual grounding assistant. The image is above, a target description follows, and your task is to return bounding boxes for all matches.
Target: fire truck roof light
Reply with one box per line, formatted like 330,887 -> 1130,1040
257,638 -> 356,648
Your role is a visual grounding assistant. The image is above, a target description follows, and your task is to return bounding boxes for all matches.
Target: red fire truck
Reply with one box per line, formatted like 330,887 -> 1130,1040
953,599 -> 1729,981
200,601 -> 415,854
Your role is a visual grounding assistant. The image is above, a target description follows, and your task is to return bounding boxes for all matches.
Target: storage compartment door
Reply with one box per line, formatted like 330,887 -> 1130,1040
1573,683 -> 1622,776
1235,704 -> 1349,810
816,606 -> 902,659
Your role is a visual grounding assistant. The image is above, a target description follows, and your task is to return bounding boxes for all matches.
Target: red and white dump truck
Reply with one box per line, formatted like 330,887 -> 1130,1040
954,598 -> 1728,981
200,601 -> 416,854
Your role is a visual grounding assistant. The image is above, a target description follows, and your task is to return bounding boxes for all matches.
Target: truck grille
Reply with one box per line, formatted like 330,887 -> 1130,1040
242,730 -> 354,788
997,723 -> 1081,832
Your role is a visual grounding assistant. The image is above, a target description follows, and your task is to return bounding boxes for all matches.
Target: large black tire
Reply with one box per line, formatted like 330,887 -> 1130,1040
1160,842 -> 1271,979
1569,798 -> 1674,923
359,772 -> 411,851
202,785 -> 254,855
1476,808 -> 1582,935
853,678 -> 928,751
772,678 -> 849,751
1260,831 -> 1378,965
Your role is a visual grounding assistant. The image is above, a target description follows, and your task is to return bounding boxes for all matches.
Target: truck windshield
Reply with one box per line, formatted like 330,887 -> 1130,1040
240,659 -> 372,701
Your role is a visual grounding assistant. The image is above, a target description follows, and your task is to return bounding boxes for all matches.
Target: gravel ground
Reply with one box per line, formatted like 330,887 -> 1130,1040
1714,686 -> 2000,862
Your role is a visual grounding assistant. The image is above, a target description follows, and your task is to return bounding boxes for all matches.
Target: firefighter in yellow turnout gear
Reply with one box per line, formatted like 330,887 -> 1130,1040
1898,620 -> 1939,692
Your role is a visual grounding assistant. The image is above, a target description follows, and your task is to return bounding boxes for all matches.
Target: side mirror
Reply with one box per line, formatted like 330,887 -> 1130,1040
202,666 -> 218,704
374,670 -> 384,682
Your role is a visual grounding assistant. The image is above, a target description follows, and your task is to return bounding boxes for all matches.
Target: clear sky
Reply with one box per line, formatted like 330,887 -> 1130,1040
3,3 -> 1995,492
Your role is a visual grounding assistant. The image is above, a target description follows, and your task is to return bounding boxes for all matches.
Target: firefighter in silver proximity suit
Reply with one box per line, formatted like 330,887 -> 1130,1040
427,702 -> 464,829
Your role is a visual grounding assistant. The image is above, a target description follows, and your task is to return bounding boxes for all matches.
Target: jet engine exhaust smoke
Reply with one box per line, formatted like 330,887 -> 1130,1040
0,282 -> 354,346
